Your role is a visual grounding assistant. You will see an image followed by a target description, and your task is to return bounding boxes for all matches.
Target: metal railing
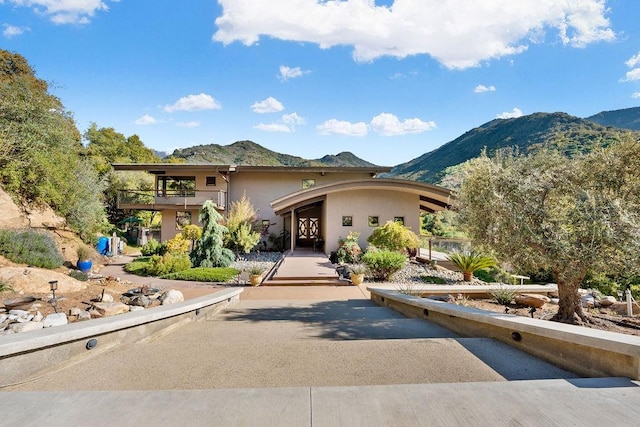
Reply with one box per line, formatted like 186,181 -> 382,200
117,190 -> 226,209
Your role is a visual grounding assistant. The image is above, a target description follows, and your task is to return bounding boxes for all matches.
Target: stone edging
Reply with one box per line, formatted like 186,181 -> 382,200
0,288 -> 243,387
368,287 -> 640,380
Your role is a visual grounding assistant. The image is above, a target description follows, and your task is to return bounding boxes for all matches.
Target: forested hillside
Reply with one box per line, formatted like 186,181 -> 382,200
387,112 -> 639,184
168,140 -> 377,167
586,106 -> 640,131
0,50 -> 160,240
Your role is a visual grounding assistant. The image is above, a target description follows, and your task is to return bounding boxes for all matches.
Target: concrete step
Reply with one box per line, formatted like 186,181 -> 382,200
262,279 -> 350,286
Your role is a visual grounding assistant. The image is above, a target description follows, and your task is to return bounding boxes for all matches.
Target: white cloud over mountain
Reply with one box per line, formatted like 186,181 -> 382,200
214,0 -> 615,69
316,113 -> 433,137
496,108 -> 524,119
251,97 -> 284,113
164,93 -> 221,113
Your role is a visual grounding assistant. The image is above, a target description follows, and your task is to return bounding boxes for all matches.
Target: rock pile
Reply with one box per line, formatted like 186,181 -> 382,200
1,289 -> 184,335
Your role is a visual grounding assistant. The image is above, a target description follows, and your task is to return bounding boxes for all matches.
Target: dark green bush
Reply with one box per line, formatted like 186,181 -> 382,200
68,270 -> 88,281
0,229 -> 64,269
420,275 -> 446,284
162,267 -> 239,282
362,250 -> 406,281
140,239 -> 167,256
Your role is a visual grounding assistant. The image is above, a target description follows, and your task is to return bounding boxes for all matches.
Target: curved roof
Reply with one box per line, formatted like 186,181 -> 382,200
270,178 -> 453,215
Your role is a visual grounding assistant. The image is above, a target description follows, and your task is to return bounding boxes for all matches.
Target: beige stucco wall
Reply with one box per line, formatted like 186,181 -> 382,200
229,171 -> 373,247
160,209 -> 201,241
324,189 -> 421,253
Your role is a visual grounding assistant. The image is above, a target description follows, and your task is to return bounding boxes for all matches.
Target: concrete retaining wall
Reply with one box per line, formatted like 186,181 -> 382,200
0,288 -> 243,387
369,287 -> 640,380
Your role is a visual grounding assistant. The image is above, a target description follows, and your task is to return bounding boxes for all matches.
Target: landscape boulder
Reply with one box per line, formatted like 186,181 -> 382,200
93,302 -> 129,317
43,313 -> 68,328
514,294 -> 550,308
159,289 -> 184,305
10,321 -> 44,333
599,296 -> 616,307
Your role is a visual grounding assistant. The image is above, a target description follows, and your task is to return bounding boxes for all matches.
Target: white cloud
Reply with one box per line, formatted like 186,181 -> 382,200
133,114 -> 156,125
214,0 -> 615,69
2,24 -> 30,37
632,92 -> 640,99
496,108 -> 524,119
626,52 -> 640,68
370,113 -> 436,136
474,84 -> 496,93
278,65 -> 309,81
316,119 -> 368,137
251,96 -> 284,113
254,112 -> 305,132
282,112 -> 305,125
254,123 -> 292,133
3,0 -> 114,25
622,69 -> 640,82
164,93 -> 221,113
176,121 -> 201,128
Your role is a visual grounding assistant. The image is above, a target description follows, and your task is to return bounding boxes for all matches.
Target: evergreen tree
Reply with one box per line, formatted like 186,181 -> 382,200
191,200 -> 235,267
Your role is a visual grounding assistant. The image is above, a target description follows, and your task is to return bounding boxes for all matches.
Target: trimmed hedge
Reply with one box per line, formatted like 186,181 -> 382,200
162,267 -> 239,282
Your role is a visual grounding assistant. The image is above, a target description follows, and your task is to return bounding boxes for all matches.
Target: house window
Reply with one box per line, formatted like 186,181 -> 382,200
302,179 -> 316,189
368,216 -> 379,227
342,216 -> 353,227
394,217 -> 405,225
157,176 -> 196,197
176,211 -> 191,230
206,176 -> 216,186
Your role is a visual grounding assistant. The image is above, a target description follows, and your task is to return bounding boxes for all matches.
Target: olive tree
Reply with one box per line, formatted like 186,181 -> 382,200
456,138 -> 640,324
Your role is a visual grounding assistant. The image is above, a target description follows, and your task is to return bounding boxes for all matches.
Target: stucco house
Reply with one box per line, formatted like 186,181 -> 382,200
113,163 -> 453,254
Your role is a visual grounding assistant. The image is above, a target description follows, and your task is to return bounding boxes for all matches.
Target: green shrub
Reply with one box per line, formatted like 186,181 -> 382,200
447,251 -> 496,282
140,239 -> 167,256
582,272 -> 620,297
367,220 -> 420,252
362,250 -> 407,281
68,270 -> 89,281
473,266 -> 510,283
162,267 -> 239,282
0,229 -> 64,269
337,232 -> 362,263
490,286 -> 518,305
147,252 -> 191,276
420,275 -> 446,284
0,280 -> 14,293
630,285 -> 640,300
124,256 -> 151,276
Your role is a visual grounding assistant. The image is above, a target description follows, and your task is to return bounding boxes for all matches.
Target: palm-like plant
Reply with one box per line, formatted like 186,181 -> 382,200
446,251 -> 496,282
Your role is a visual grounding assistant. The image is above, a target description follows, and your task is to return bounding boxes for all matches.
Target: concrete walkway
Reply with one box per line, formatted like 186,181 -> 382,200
3,286 -> 640,425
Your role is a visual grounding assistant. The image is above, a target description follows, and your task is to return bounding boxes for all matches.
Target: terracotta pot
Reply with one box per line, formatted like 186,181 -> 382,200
351,273 -> 365,286
249,274 -> 263,286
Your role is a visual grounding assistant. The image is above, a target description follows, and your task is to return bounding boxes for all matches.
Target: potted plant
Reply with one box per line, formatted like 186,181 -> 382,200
76,245 -> 93,274
349,264 -> 367,286
248,265 -> 265,286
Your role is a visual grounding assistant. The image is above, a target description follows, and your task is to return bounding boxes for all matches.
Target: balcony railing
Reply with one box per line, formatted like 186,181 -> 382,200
117,190 -> 226,210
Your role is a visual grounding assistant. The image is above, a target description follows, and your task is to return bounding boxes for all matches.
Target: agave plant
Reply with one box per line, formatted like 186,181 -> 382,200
446,251 -> 496,282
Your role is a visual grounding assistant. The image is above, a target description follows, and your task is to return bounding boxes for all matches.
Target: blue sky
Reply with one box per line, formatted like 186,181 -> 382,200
2,0 -> 640,166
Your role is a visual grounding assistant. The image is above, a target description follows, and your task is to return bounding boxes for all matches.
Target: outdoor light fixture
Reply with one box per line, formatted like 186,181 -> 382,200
48,280 -> 59,313
262,219 -> 270,227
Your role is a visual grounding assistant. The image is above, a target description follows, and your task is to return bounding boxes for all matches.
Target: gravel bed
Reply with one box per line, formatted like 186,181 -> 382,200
231,252 -> 283,274
384,260 -> 487,286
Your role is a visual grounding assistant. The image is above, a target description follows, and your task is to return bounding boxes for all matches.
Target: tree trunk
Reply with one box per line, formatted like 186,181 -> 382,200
553,278 -> 590,324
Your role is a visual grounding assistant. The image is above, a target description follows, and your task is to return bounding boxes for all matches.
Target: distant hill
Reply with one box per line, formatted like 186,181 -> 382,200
586,106 -> 640,130
386,112 -> 637,184
168,140 -> 377,167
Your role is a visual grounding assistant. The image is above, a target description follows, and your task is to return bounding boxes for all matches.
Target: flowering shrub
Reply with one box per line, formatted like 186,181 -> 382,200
337,232 -> 362,263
